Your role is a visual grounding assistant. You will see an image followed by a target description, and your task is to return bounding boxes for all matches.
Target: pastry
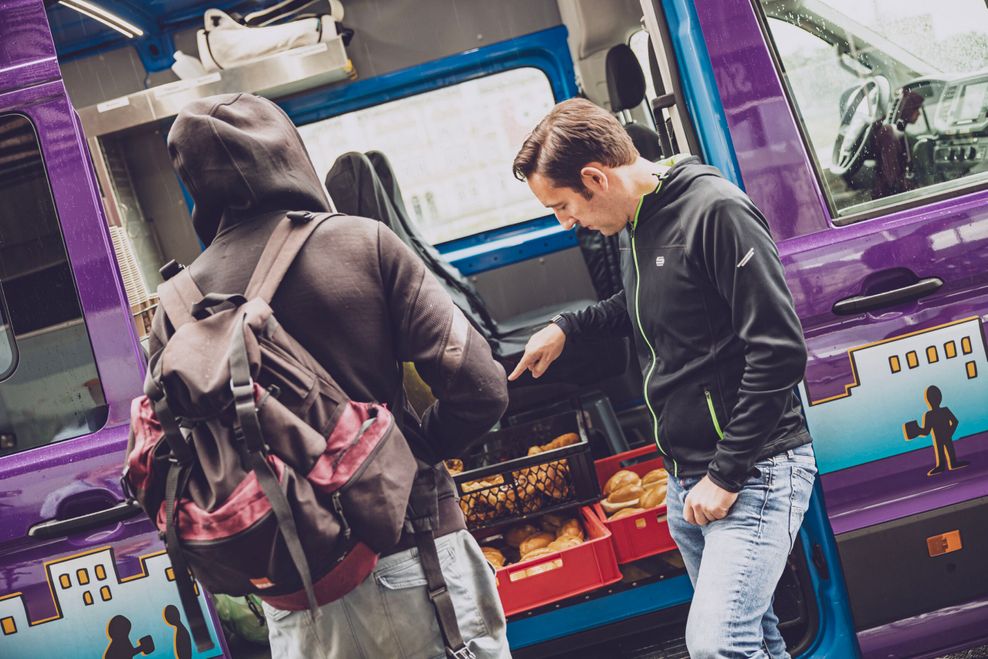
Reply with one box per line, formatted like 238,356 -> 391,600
547,535 -> 582,551
603,469 -> 641,496
608,506 -> 646,520
555,518 -> 584,541
505,523 -> 539,548
481,546 -> 505,568
518,532 -> 554,555
641,468 -> 668,488
640,483 -> 667,509
600,483 -> 644,514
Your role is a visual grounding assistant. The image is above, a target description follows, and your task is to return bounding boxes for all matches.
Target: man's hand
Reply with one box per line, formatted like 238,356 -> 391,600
683,475 -> 738,526
507,324 -> 566,381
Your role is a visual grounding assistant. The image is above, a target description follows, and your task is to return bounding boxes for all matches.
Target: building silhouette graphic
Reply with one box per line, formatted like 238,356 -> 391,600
0,546 -> 220,658
801,317 -> 988,474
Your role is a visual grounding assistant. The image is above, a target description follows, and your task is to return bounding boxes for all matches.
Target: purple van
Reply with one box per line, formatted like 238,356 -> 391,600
0,1 -> 225,656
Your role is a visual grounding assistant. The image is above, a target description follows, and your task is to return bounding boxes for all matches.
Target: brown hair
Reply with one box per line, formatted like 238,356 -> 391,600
512,98 -> 637,194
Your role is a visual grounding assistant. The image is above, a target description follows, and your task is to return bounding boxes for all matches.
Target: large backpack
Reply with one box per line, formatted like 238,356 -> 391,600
122,212 -> 421,651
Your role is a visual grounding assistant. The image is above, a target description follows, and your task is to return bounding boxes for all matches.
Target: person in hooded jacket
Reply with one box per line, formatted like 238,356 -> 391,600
159,93 -> 511,658
509,98 -> 817,659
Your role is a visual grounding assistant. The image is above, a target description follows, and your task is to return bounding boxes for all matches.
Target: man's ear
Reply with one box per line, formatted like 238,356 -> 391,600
580,165 -> 609,193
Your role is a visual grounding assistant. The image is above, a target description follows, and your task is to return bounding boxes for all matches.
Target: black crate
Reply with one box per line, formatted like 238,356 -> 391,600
452,411 -> 601,531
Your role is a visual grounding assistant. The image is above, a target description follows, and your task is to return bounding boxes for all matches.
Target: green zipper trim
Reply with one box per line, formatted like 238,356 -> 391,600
705,389 -> 725,440
630,182 -> 676,476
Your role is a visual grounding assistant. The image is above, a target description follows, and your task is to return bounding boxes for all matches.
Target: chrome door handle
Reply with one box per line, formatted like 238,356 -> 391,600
832,277 -> 943,315
27,499 -> 143,539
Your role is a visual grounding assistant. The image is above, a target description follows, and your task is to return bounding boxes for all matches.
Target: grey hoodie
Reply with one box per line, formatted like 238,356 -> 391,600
160,93 -> 509,541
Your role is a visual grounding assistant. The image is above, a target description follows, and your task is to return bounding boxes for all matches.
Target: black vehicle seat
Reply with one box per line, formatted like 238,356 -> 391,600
324,151 -> 631,401
606,43 -> 664,162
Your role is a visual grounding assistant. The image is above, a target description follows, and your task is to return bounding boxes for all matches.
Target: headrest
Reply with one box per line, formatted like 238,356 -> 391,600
606,44 -> 646,112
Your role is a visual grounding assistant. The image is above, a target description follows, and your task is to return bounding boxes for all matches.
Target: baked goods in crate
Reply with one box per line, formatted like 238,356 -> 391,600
600,467 -> 668,519
479,513 -> 589,569
451,411 -> 599,530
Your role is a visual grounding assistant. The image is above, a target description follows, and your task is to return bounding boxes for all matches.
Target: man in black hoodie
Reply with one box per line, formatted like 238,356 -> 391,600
162,93 -> 511,658
510,99 -> 816,658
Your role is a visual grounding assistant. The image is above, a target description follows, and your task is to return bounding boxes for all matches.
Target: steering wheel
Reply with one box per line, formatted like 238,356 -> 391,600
829,77 -> 891,178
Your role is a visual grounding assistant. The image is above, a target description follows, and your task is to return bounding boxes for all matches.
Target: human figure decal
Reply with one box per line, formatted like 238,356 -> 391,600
103,615 -> 154,659
903,385 -> 971,476
163,605 -> 192,659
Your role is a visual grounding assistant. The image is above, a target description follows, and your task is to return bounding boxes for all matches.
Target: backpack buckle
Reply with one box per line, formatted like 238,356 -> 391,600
448,646 -> 477,659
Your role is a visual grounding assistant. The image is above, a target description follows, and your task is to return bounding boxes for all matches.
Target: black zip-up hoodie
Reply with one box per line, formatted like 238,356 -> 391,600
554,157 -> 811,491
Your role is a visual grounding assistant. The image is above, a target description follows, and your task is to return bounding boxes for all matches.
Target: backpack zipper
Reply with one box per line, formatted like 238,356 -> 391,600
704,388 -> 725,440
630,189 -> 676,477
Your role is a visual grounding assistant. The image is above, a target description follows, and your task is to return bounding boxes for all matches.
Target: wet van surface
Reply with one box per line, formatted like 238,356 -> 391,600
0,2 -> 224,656
693,0 -> 988,655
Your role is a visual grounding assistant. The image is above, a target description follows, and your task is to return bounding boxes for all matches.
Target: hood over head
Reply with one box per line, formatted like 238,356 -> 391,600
167,93 -> 331,245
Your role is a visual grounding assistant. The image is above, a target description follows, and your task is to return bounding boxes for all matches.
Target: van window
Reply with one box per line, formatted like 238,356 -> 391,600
760,0 -> 988,221
298,67 -> 556,244
0,114 -> 107,457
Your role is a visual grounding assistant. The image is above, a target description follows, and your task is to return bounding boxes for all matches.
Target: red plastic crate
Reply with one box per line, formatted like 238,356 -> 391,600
489,506 -> 621,617
594,445 -> 678,564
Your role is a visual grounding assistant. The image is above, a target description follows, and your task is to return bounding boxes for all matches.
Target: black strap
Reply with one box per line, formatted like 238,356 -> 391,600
164,461 -> 214,651
229,313 -> 320,617
244,212 -> 342,303
406,470 -> 475,659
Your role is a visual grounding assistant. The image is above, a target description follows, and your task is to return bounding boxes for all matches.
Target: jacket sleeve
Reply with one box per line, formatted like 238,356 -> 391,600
377,223 -> 508,459
553,291 -> 632,338
698,195 -> 808,492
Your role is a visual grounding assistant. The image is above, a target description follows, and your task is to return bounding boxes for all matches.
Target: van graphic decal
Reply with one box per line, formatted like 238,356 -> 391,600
801,317 -> 988,474
0,546 -> 221,658
903,385 -> 971,476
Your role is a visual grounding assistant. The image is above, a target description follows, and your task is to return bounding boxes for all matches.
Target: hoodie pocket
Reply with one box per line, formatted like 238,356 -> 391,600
704,388 -> 725,440
662,383 -> 721,455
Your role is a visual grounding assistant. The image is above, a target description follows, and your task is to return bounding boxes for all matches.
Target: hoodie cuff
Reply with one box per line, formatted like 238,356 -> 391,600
550,313 -> 574,336
705,467 -> 742,494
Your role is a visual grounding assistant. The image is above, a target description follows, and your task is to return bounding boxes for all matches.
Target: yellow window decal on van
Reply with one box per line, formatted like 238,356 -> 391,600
962,337 -> 973,354
1,616 -> 16,635
76,569 -> 89,586
966,361 -> 977,379
99,586 -> 111,601
945,341 -> 957,358
927,346 -> 939,364
889,355 -> 901,373
906,351 -> 919,368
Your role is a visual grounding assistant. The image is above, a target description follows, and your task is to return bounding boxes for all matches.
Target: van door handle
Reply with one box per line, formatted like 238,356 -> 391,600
832,277 -> 943,315
27,500 -> 143,539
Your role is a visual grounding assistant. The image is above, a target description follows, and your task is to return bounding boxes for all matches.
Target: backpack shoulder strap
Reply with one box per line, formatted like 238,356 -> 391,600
244,211 -> 342,302
156,268 -> 204,331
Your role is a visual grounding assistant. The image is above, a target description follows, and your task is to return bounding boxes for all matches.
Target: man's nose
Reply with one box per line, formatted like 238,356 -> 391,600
555,212 -> 576,230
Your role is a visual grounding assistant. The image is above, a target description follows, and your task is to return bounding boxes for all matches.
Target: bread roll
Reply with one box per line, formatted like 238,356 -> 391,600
545,432 -> 580,450
608,507 -> 646,520
547,535 -> 582,551
519,547 -> 555,562
481,546 -> 505,568
604,470 -> 641,496
444,459 -> 464,475
600,483 -> 643,514
555,518 -> 584,541
518,532 -> 554,555
540,513 -> 566,534
641,468 -> 668,488
505,523 -> 539,548
640,484 -> 667,509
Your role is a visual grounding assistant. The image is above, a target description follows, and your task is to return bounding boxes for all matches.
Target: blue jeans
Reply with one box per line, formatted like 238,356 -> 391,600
666,444 -> 817,659
263,530 -> 511,658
